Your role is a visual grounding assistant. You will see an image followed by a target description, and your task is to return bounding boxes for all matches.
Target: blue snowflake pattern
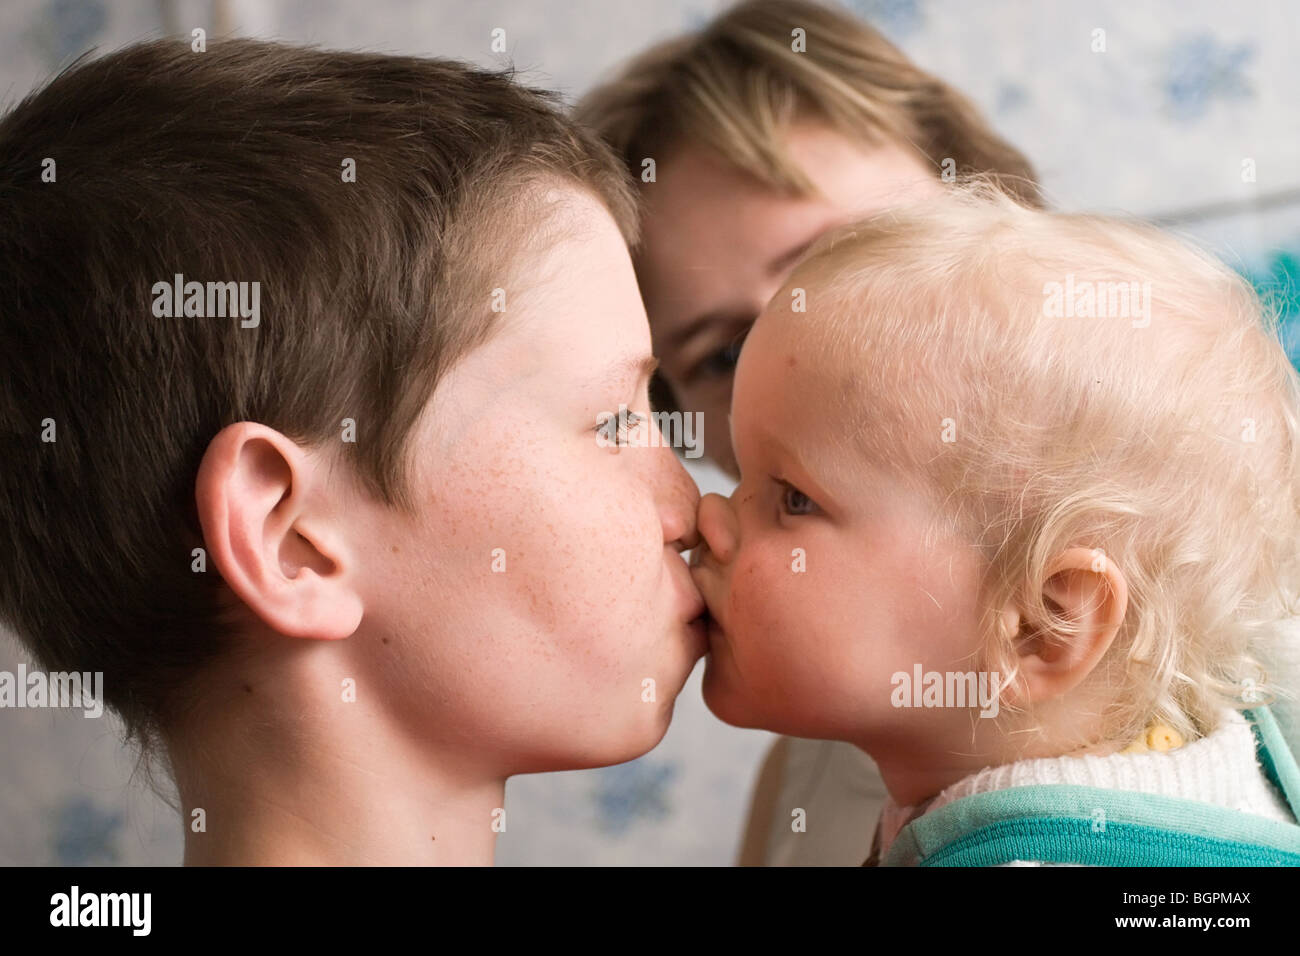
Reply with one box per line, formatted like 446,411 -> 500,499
995,81 -> 1029,115
589,757 -> 679,835
52,796 -> 123,865
846,0 -> 923,40
1163,34 -> 1254,122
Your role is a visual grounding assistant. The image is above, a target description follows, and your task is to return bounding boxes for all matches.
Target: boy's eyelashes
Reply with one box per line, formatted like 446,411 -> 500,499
591,380 -> 655,446
613,410 -> 647,445
592,407 -> 649,448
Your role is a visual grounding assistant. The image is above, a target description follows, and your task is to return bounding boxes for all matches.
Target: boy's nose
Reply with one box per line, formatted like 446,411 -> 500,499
695,492 -> 738,564
656,444 -> 701,551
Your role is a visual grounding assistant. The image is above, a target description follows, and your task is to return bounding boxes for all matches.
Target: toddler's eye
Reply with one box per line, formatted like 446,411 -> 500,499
779,481 -> 819,516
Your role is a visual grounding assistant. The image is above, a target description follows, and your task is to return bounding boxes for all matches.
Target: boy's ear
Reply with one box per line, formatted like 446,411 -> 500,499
195,422 -> 363,640
1000,547 -> 1128,705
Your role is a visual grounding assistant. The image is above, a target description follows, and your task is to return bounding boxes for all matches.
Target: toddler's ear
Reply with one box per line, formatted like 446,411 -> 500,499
195,422 -> 364,640
1004,547 -> 1128,703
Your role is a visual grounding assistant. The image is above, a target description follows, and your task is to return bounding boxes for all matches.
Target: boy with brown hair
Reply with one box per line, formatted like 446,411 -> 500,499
0,39 -> 709,864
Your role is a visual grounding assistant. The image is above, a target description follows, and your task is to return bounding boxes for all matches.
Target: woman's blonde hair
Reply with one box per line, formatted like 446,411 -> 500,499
792,182 -> 1300,747
575,0 -> 1041,206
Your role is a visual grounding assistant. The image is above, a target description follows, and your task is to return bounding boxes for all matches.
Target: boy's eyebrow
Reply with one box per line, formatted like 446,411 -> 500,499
602,354 -> 660,386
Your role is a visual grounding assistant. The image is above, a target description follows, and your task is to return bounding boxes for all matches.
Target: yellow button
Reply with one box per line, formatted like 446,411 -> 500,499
1145,724 -> 1184,751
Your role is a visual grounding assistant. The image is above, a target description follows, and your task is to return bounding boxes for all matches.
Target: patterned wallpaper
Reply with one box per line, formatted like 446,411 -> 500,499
1,0 -> 1297,865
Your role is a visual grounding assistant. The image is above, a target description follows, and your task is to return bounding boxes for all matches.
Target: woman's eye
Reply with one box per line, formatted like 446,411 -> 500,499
780,481 -> 819,516
692,329 -> 750,381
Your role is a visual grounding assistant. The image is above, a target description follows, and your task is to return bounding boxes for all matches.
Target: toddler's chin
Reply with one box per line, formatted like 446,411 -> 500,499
700,661 -> 757,730
701,655 -> 789,734
702,655 -> 866,741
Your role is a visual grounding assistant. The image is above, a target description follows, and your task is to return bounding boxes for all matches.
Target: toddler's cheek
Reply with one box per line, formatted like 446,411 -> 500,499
729,550 -> 809,660
728,546 -> 784,616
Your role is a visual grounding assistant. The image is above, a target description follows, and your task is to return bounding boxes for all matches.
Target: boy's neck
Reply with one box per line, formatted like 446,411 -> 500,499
167,642 -> 506,866
178,766 -> 505,866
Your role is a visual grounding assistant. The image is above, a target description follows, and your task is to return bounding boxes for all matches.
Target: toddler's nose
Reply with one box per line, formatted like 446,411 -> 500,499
695,492 -> 738,565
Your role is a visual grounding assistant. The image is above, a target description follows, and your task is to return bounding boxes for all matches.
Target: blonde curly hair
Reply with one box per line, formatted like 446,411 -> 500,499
788,181 -> 1300,747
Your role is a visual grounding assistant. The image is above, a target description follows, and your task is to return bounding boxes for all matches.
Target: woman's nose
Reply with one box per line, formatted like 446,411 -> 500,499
696,492 -> 738,564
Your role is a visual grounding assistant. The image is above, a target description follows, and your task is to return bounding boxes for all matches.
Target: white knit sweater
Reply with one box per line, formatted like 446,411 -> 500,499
873,707 -> 1297,866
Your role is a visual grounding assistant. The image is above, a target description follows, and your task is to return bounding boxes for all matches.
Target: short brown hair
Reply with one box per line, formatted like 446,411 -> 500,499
0,38 -> 636,758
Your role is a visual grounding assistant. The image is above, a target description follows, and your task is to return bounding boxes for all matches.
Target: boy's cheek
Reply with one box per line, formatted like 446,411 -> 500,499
393,460 -> 659,652
520,480 -> 669,664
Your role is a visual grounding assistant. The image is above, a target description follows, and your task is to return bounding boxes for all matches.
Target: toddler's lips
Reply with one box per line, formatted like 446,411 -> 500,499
675,566 -> 707,626
685,598 -> 708,632
686,555 -> 730,652
671,554 -> 709,656
687,562 -> 719,619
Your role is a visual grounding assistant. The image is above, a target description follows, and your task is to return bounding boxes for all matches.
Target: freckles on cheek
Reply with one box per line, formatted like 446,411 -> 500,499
576,495 -> 661,612
431,439 -> 569,634
527,472 -> 661,662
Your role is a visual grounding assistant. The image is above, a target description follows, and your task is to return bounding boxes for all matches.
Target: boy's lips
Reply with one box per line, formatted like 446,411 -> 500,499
671,553 -> 707,620
687,561 -> 724,639
670,551 -> 709,654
